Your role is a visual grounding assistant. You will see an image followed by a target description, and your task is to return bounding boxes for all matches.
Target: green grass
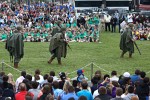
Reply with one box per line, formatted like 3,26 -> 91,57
0,32 -> 150,80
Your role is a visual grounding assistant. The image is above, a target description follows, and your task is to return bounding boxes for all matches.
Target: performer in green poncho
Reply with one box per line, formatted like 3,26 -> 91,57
120,23 -> 135,58
5,26 -> 24,68
48,27 -> 67,65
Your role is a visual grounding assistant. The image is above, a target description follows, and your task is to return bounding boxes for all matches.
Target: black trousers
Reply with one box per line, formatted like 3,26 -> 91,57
111,24 -> 116,33
118,24 -> 121,33
105,23 -> 110,31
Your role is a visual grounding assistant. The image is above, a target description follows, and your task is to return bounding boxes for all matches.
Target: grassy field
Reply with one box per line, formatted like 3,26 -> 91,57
0,31 -> 150,80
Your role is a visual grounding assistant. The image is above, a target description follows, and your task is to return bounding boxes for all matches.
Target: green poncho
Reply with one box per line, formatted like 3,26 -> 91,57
120,28 -> 134,53
5,33 -> 24,62
49,32 -> 67,58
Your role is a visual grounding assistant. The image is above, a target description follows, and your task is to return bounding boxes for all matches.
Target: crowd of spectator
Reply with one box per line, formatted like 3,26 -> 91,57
97,9 -> 150,40
0,69 -> 149,100
0,1 -> 100,43
119,13 -> 150,40
0,1 -> 149,100
0,1 -> 150,43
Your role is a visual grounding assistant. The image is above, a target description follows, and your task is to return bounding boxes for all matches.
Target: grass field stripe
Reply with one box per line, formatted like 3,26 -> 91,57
93,63 -> 111,74
68,62 -> 92,75
3,62 -> 21,72
3,62 -> 31,75
146,71 -> 150,74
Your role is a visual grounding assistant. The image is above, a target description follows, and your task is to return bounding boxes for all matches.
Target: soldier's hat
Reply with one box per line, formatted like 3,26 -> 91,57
128,23 -> 134,28
16,26 -> 23,31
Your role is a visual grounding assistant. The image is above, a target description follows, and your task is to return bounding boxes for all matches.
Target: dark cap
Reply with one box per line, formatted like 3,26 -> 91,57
77,69 -> 84,75
59,72 -> 66,79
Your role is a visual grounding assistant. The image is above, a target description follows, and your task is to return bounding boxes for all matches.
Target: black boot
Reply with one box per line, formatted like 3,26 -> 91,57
129,53 -> 132,58
14,63 -> 18,68
58,60 -> 62,65
48,58 -> 54,64
120,52 -> 125,58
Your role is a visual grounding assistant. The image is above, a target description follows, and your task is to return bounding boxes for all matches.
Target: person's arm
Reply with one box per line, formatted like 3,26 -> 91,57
98,77 -> 109,88
126,30 -> 135,42
58,35 -> 66,42
111,86 -> 116,98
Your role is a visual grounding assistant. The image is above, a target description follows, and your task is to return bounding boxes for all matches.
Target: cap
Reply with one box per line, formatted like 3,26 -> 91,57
77,69 -> 84,75
59,72 -> 66,79
123,72 -> 130,77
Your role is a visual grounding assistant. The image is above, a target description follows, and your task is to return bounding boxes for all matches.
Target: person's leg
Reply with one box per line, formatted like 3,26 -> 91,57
108,23 -> 111,31
114,25 -> 116,32
129,52 -> 132,58
48,53 -> 55,64
119,24 -> 120,33
120,51 -> 127,58
14,57 -> 21,68
111,24 -> 113,32
57,58 -> 62,65
105,23 -> 107,31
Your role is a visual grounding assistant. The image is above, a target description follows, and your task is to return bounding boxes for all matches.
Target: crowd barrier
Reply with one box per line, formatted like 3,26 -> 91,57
1,60 -> 149,80
1,60 -> 110,80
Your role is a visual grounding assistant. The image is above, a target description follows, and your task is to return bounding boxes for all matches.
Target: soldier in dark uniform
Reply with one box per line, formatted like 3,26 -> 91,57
120,23 -> 135,58
48,27 -> 67,65
5,26 -> 24,68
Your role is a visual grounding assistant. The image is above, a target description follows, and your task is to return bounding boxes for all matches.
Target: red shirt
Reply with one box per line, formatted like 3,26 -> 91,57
15,91 -> 34,100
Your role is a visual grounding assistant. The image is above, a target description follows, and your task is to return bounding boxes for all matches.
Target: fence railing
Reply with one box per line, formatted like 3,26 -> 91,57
1,60 -> 110,80
1,60 -> 150,80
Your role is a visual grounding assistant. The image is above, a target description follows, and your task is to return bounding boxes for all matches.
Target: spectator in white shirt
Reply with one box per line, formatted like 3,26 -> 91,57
104,15 -> 111,31
110,71 -> 119,82
28,19 -> 32,28
127,14 -> 133,23
32,69 -> 44,89
70,16 -> 74,23
49,71 -> 59,81
15,71 -> 26,92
